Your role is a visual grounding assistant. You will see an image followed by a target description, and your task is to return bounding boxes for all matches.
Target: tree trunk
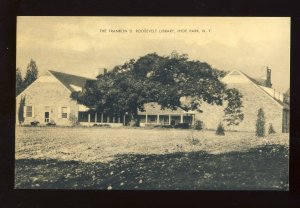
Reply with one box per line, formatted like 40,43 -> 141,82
129,108 -> 140,127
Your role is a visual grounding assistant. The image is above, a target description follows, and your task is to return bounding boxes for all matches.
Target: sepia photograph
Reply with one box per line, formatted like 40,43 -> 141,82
15,17 -> 290,190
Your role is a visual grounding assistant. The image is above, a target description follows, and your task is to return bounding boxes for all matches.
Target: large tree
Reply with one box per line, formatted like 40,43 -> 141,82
23,59 -> 38,88
72,52 -> 243,126
16,68 -> 24,96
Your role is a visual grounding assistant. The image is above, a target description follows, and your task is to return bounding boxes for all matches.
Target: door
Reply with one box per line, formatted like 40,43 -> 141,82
45,112 -> 50,123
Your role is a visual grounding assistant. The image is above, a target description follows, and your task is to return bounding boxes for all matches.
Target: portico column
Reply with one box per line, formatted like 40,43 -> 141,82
107,116 -> 110,123
95,113 -> 97,123
169,114 -> 171,125
180,114 -> 183,123
101,113 -> 104,124
192,114 -> 195,125
113,117 -> 115,123
145,114 -> 148,124
88,113 -> 91,123
157,114 -> 160,124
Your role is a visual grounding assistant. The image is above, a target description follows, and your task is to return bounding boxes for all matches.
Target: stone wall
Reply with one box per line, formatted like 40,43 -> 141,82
195,82 -> 284,133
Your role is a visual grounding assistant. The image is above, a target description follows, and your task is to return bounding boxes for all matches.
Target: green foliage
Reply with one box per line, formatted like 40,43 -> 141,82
216,122 -> 225,136
212,68 -> 230,78
223,88 -> 244,126
174,123 -> 190,129
24,59 -> 39,89
268,123 -> 276,134
194,120 -> 204,130
16,68 -> 24,96
16,59 -> 39,96
256,108 -> 266,137
72,52 -> 244,126
30,121 -> 39,126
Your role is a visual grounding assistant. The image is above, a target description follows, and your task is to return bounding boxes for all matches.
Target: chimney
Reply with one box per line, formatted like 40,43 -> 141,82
266,67 -> 272,88
94,68 -> 107,77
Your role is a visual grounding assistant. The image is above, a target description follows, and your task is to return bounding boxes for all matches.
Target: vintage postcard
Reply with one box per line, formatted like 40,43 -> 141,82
15,17 -> 290,190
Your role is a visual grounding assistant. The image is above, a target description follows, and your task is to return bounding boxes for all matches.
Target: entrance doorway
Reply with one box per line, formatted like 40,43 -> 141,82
45,112 -> 50,123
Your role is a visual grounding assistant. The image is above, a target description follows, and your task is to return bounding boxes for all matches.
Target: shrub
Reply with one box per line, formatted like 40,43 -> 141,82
46,121 -> 56,126
30,121 -> 39,126
256,108 -> 265,137
194,120 -> 204,130
93,124 -> 111,127
174,123 -> 190,129
216,122 -> 225,136
268,123 -> 276,134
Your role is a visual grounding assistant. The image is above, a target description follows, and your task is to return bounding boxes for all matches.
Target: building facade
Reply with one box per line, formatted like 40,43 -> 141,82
16,69 -> 289,133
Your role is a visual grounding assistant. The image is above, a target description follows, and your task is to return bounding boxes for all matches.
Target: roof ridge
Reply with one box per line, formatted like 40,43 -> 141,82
48,70 -> 95,80
238,70 -> 285,107
48,70 -> 95,92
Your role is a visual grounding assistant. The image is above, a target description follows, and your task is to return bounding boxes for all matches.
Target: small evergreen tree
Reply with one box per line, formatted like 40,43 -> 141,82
24,59 -> 38,89
216,122 -> 225,136
256,108 -> 266,137
194,120 -> 204,130
268,123 -> 276,134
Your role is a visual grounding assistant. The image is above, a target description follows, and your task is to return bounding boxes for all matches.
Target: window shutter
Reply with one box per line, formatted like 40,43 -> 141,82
23,106 -> 27,118
58,107 -> 61,118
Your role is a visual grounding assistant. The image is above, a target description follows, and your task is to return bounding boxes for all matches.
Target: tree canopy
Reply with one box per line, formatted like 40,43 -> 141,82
24,59 -> 39,88
16,68 -> 24,95
72,52 -> 243,126
16,59 -> 39,96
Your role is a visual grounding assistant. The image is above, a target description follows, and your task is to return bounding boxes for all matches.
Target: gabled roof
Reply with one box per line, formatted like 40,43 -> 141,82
229,70 -> 289,109
239,71 -> 268,87
48,70 -> 94,92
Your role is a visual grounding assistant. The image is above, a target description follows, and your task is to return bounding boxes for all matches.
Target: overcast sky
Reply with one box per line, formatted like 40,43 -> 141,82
17,17 -> 290,92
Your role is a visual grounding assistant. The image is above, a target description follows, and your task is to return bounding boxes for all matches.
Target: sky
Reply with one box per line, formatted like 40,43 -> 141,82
17,17 -> 290,92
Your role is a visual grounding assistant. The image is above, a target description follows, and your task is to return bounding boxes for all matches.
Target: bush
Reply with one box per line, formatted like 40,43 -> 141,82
174,123 -> 190,129
268,123 -> 276,134
194,120 -> 204,130
46,121 -> 56,126
30,121 -> 39,126
256,108 -> 265,137
216,122 -> 225,136
93,124 -> 111,127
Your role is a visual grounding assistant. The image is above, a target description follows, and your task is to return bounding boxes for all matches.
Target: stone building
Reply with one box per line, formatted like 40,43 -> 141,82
16,70 -> 124,126
198,69 -> 289,132
16,68 -> 289,132
138,68 -> 289,133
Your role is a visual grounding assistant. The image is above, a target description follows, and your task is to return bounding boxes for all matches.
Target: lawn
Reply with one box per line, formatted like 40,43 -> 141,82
15,126 -> 289,190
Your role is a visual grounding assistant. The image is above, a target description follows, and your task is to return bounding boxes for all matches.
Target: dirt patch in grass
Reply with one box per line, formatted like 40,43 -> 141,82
15,144 -> 288,190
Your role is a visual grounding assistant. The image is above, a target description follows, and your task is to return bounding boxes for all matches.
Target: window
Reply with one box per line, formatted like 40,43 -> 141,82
61,107 -> 68,118
26,106 -> 32,117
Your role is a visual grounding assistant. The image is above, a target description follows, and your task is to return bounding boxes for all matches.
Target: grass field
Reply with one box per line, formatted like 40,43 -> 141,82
15,126 -> 289,190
